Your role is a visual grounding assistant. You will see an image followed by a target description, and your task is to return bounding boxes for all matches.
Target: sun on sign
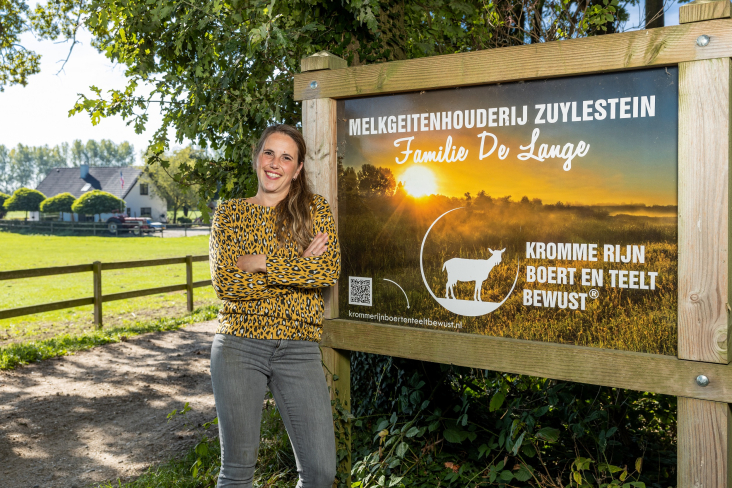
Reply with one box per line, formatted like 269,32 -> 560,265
400,165 -> 437,197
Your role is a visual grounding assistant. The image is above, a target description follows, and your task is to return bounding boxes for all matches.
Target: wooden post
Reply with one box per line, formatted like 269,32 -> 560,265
93,261 -> 102,328
186,255 -> 194,312
680,0 -> 731,24
678,7 -> 732,485
302,51 -> 351,487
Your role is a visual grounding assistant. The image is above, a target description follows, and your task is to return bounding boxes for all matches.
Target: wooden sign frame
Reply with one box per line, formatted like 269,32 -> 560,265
297,3 -> 732,483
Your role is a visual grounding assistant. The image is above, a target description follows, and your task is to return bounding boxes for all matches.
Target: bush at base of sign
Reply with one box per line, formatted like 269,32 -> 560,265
346,353 -> 675,488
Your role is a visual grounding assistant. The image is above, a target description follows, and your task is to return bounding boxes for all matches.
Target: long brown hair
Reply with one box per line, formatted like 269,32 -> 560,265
252,124 -> 313,253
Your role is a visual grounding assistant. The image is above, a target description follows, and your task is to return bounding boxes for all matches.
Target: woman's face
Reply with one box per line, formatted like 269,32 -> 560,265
255,132 -> 303,198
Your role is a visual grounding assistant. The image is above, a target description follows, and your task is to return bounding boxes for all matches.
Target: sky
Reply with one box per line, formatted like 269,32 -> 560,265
0,29 -> 165,164
339,67 -> 679,206
0,1 -> 681,166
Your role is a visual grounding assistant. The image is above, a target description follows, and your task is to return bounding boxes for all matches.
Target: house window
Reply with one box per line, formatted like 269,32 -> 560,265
140,207 -> 152,217
139,183 -> 149,196
81,183 -> 91,192
126,208 -> 131,217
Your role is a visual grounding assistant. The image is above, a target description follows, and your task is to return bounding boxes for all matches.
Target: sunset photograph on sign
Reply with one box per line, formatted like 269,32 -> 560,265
337,67 -> 678,356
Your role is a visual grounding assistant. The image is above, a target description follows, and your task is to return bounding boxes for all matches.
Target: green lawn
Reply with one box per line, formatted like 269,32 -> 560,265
0,231 -> 219,346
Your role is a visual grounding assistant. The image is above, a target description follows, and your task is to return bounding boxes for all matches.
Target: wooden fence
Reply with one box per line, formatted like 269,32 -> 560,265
0,255 -> 211,326
0,219 -> 211,237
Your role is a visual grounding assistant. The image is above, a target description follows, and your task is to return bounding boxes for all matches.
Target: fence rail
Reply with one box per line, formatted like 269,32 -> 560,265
0,255 -> 212,325
0,219 -> 211,237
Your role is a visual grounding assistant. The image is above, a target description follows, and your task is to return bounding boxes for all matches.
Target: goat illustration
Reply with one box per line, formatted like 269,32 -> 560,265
443,248 -> 506,301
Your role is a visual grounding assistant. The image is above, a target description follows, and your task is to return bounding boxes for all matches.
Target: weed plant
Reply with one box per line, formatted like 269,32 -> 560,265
346,353 -> 675,488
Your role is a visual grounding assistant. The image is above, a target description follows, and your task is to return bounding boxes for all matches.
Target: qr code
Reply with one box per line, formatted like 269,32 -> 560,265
349,276 -> 372,306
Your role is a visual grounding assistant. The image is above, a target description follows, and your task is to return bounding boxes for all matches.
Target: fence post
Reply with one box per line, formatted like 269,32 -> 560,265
677,4 -> 732,485
186,255 -> 194,312
184,224 -> 187,237
302,51 -> 349,488
93,261 -> 103,328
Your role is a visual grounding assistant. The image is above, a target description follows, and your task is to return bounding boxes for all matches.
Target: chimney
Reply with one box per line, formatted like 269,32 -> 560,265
80,164 -> 89,179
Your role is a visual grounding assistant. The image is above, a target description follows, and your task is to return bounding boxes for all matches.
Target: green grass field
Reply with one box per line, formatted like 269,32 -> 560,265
0,231 -> 218,346
339,193 -> 678,356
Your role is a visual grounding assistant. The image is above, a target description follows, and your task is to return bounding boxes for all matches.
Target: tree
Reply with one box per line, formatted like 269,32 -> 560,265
140,147 -> 200,223
357,164 -> 396,197
40,192 -> 76,220
4,187 -> 47,219
71,190 -> 124,221
0,0 -> 84,90
0,192 -> 10,218
70,139 -> 135,167
71,0 -> 629,212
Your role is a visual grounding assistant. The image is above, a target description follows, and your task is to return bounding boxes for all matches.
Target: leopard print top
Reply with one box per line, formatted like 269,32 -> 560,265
209,194 -> 340,342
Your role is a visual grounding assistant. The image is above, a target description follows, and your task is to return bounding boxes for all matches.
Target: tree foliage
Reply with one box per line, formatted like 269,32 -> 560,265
70,139 -> 135,167
357,164 -> 396,197
3,187 -> 47,219
0,0 -> 84,91
140,146 -> 200,223
71,0 -> 632,213
40,192 -> 76,215
71,190 -> 124,219
0,191 -> 9,218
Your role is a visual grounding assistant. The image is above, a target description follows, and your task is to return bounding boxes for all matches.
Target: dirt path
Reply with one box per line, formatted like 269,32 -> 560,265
0,320 -> 219,488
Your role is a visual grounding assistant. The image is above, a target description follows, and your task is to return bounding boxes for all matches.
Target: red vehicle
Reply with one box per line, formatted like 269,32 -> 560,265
106,215 -> 155,235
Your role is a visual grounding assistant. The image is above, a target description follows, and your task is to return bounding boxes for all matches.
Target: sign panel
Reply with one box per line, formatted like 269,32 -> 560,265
336,67 -> 678,355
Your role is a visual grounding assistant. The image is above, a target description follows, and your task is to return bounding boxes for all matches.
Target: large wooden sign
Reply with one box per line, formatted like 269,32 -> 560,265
297,4 -> 732,484
337,67 -> 678,356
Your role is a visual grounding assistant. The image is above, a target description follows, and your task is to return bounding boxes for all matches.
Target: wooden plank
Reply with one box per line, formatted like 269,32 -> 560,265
301,51 -> 348,73
294,19 -> 732,101
678,398 -> 732,486
321,346 -> 352,488
302,96 -> 339,318
680,0 -> 731,24
320,319 -> 732,402
102,257 -> 187,270
0,264 -> 93,281
101,284 -> 188,303
0,297 -> 95,320
192,279 -> 212,288
191,255 -> 210,263
678,57 -> 731,364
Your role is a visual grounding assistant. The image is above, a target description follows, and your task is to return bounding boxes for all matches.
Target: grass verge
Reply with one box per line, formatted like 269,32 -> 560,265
0,305 -> 219,369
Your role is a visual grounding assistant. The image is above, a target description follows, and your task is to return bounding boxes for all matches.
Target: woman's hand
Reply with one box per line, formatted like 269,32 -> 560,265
236,254 -> 267,273
303,232 -> 329,258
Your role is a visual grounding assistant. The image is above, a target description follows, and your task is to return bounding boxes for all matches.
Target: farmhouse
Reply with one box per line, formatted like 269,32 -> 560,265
34,164 -> 167,222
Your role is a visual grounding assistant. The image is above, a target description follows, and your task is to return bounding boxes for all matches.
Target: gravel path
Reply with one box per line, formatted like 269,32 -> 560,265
0,320 -> 219,488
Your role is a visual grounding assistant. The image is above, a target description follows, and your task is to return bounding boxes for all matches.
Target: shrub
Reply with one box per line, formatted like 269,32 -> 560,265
0,192 -> 9,218
71,190 -> 125,221
4,188 -> 47,219
40,192 -> 76,219
177,216 -> 192,223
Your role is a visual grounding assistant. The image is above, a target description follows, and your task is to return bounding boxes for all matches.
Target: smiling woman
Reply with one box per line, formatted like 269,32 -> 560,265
400,165 -> 438,197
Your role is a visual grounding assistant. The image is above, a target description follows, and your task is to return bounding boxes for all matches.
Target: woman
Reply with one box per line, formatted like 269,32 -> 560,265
209,124 -> 340,488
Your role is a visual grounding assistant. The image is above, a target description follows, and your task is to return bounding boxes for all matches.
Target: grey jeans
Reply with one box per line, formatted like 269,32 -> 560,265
210,333 -> 336,488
